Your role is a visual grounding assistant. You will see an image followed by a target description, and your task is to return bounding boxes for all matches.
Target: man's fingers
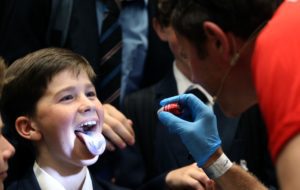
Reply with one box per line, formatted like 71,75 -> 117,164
105,140 -> 116,151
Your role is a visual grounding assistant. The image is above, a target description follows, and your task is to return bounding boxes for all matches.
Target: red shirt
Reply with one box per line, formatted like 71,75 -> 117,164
252,0 -> 300,162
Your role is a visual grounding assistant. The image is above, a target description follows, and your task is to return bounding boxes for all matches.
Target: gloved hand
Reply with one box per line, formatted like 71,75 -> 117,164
158,94 -> 221,167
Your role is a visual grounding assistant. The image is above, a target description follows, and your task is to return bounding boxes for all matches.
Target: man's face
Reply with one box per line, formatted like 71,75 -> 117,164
31,70 -> 106,169
176,32 -> 257,116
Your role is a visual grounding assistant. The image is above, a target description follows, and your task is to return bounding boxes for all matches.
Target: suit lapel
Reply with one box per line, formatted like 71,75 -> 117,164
11,168 -> 41,190
154,71 -> 194,167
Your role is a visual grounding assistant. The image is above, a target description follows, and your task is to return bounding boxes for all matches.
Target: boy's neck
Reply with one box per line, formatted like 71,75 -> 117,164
51,166 -> 88,190
35,161 -> 88,190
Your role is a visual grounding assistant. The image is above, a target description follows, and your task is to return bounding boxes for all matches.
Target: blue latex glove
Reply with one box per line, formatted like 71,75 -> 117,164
158,94 -> 221,167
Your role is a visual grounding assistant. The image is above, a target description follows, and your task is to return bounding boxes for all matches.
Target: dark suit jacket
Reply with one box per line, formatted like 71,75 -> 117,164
0,0 -> 173,97
1,0 -> 112,104
6,167 -> 129,190
140,0 -> 173,88
115,70 -> 278,189
0,0 -> 108,100
0,0 -> 100,64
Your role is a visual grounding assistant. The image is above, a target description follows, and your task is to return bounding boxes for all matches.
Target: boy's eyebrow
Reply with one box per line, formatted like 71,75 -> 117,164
54,83 -> 95,94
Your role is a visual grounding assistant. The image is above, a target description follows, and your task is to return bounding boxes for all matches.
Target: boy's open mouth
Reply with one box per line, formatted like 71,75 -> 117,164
75,121 -> 97,134
74,120 -> 106,156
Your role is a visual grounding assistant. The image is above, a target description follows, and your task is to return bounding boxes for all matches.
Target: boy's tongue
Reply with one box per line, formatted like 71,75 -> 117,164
77,131 -> 106,156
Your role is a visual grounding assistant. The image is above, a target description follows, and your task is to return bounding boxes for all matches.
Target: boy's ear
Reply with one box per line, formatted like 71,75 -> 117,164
203,21 -> 230,59
15,116 -> 42,141
152,18 -> 168,41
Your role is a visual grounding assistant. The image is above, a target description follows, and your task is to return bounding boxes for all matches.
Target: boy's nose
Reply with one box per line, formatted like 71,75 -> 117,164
78,96 -> 95,113
2,137 -> 15,161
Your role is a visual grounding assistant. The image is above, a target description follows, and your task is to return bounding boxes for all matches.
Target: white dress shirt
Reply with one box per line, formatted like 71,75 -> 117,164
33,162 -> 93,190
173,62 -> 214,105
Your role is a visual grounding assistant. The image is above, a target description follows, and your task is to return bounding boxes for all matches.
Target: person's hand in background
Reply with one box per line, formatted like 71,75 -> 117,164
166,163 -> 216,190
102,104 -> 135,151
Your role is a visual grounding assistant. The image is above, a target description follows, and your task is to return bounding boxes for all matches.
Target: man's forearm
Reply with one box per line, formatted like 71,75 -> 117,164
216,164 -> 267,190
203,149 -> 267,190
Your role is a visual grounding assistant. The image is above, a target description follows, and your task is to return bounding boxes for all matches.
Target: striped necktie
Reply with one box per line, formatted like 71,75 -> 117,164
96,0 -> 122,107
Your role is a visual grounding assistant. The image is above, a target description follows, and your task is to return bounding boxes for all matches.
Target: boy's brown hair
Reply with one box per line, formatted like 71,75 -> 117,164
0,57 -> 7,96
154,0 -> 178,27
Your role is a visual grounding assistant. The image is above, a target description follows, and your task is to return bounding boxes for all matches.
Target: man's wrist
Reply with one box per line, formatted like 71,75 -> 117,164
203,148 -> 223,168
203,153 -> 233,179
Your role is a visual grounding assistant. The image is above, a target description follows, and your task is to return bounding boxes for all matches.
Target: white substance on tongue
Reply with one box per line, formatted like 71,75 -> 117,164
78,131 -> 106,156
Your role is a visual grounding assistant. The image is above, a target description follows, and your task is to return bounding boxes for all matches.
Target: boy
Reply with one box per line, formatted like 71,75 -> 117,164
0,116 -> 15,190
0,48 -> 127,190
0,58 -> 15,190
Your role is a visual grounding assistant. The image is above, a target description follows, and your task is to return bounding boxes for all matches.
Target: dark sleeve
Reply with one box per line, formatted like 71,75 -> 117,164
0,0 -> 51,64
229,105 -> 278,189
114,145 -> 147,188
114,86 -> 168,189
139,0 -> 173,88
115,145 -> 169,190
114,91 -> 150,188
92,175 -> 131,190
136,172 -> 168,190
6,168 -> 41,190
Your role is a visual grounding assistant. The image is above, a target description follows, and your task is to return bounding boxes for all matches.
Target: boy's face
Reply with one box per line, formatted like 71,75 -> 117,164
164,27 -> 180,59
161,26 -> 187,64
0,117 -> 15,190
31,70 -> 105,168
154,20 -> 194,78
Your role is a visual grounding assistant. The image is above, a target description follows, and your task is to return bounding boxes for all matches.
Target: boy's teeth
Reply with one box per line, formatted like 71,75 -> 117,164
80,121 -> 96,127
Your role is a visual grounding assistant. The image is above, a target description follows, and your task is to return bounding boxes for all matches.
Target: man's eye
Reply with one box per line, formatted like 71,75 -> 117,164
60,95 -> 74,102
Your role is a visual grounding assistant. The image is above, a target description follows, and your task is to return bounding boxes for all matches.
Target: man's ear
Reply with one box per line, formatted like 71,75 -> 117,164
203,21 -> 230,59
152,18 -> 168,41
15,116 -> 42,141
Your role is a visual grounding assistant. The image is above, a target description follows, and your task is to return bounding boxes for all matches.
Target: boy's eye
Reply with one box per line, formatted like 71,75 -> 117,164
59,95 -> 74,102
86,90 -> 96,97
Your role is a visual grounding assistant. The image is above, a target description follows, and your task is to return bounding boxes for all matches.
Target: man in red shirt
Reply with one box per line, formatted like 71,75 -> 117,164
158,0 -> 300,189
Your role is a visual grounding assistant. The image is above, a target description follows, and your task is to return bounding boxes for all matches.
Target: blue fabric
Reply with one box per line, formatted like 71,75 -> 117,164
96,1 -> 120,43
119,0 -> 148,104
95,0 -> 122,106
95,0 -> 106,37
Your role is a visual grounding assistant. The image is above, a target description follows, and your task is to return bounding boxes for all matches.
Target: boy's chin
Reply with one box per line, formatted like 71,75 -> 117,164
75,130 -> 106,156
73,136 -> 103,163
80,155 -> 100,166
